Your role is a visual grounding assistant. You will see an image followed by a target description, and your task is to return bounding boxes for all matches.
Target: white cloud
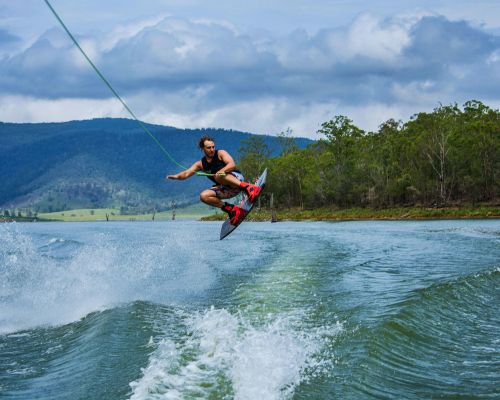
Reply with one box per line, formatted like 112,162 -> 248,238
391,81 -> 441,105
101,14 -> 169,51
487,49 -> 500,64
343,103 -> 423,131
0,95 -> 126,122
0,10 -> 498,135
342,13 -> 411,62
142,96 -> 337,137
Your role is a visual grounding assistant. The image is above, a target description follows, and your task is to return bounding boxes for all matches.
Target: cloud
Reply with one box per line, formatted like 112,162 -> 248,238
0,95 -> 126,122
0,28 -> 21,46
324,13 -> 411,63
0,13 -> 498,135
0,28 -> 21,58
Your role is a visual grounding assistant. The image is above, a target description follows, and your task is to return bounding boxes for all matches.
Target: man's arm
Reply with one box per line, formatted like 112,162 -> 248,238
166,161 -> 202,180
215,150 -> 237,176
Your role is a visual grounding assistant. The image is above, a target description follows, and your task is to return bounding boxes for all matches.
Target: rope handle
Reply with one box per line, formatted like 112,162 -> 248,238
195,172 -> 227,177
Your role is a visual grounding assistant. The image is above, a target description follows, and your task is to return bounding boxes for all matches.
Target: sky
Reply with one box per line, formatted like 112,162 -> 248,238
0,1 -> 499,137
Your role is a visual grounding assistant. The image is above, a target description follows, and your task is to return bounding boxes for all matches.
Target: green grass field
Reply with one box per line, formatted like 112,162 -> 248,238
38,204 -> 220,222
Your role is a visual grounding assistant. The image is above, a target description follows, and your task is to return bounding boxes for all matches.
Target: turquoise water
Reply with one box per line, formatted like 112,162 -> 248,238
1,220 -> 499,399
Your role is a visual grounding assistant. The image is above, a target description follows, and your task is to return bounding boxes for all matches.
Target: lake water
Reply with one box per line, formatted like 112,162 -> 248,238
1,220 -> 499,399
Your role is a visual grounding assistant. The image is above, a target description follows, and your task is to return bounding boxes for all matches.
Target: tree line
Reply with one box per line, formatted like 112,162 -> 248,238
238,101 -> 499,209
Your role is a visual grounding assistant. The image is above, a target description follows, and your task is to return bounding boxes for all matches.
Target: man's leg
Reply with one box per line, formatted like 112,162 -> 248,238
200,189 -> 223,208
214,174 -> 261,202
213,173 -> 241,188
200,188 -> 235,216
200,186 -> 247,226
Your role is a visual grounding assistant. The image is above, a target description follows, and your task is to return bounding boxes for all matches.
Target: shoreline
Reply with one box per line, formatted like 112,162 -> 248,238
2,206 -> 499,223
201,206 -> 500,222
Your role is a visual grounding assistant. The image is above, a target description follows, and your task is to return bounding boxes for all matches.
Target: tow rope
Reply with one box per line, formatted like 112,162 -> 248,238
44,0 -> 215,176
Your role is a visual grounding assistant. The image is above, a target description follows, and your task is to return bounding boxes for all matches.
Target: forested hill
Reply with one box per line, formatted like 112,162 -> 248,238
0,118 -> 311,212
257,101 -> 499,210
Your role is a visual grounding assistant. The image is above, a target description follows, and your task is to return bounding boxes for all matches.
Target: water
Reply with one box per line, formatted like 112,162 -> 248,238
1,220 -> 499,399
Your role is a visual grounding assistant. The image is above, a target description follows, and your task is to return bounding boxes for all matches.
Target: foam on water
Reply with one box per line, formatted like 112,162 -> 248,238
1,225 -> 118,333
231,317 -> 315,399
129,230 -> 344,399
0,223 -> 216,334
129,307 -> 341,399
127,227 -> 345,398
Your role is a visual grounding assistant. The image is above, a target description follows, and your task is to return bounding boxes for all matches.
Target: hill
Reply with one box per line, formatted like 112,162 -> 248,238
0,118 -> 311,213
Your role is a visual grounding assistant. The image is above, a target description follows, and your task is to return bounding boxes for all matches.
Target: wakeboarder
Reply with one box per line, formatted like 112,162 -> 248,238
167,135 -> 261,225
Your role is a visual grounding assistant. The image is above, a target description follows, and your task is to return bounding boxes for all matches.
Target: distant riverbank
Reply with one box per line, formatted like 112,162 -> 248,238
201,206 -> 500,222
2,205 -> 498,223
35,204 -> 213,222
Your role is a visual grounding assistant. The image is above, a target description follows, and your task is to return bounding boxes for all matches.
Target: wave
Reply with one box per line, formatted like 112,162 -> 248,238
349,267 -> 500,398
3,220 -> 498,399
0,301 -> 177,400
422,224 -> 500,239
128,236 -> 345,400
0,223 -> 218,334
1,301 -> 342,400
129,306 -> 342,400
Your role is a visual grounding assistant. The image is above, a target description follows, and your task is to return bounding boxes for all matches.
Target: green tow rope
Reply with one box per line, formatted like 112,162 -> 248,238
44,0 -> 215,176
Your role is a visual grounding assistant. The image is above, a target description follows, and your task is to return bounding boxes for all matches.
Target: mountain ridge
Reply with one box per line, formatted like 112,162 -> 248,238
1,118 -> 312,212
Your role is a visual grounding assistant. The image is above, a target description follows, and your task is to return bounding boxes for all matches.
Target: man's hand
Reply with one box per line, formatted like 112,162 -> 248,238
166,161 -> 201,181
215,171 -> 227,177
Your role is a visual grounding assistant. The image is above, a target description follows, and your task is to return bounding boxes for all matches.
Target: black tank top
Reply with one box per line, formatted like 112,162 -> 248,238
201,150 -> 240,183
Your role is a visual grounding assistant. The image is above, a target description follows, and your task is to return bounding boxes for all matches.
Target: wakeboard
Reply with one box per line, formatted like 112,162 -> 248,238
220,168 -> 267,240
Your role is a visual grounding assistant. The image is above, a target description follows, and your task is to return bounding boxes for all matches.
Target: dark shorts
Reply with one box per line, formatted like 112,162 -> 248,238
210,171 -> 245,200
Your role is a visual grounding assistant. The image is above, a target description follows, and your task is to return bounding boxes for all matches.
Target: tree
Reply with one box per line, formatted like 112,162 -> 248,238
251,101 -> 498,210
459,100 -> 500,202
366,119 -> 405,206
238,136 -> 271,182
405,105 -> 461,206
269,151 -> 308,209
277,128 -> 299,156
317,115 -> 365,206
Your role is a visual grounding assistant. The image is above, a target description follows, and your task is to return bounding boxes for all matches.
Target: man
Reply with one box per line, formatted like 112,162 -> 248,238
167,135 -> 262,225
